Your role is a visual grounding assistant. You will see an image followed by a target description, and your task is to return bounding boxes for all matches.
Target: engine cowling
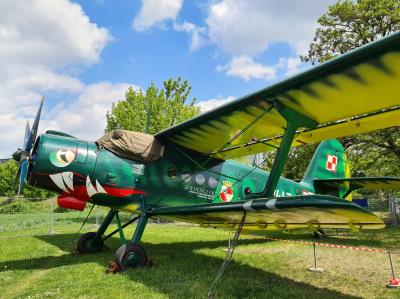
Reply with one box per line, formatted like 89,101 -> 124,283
27,132 -> 98,210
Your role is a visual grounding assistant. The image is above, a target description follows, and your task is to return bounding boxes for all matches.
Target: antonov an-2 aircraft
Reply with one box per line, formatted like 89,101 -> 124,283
12,32 -> 400,270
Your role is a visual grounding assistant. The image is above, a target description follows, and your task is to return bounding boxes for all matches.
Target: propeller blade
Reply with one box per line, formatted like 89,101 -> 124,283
17,159 -> 28,197
22,121 -> 30,150
13,97 -> 44,197
25,96 -> 44,152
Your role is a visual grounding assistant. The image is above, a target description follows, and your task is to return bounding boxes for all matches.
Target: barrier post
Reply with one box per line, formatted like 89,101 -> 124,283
387,251 -> 400,288
50,197 -> 55,235
308,242 -> 323,272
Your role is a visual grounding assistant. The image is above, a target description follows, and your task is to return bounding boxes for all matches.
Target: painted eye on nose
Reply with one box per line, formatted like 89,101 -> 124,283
58,150 -> 74,163
50,149 -> 76,167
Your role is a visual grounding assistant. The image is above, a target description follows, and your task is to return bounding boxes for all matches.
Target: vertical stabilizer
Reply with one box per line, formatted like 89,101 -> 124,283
301,139 -> 351,198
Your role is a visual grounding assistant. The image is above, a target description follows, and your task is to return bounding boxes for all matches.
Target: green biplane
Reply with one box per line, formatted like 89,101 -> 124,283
12,32 -> 400,270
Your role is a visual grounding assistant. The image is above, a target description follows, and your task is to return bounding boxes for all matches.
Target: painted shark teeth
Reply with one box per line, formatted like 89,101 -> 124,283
86,176 -> 107,197
50,171 -> 74,192
86,176 -> 97,197
95,179 -> 107,194
62,172 -> 74,191
49,172 -> 107,198
49,173 -> 68,192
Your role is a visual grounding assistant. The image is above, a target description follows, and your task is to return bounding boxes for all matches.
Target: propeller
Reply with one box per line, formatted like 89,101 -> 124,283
12,97 -> 44,197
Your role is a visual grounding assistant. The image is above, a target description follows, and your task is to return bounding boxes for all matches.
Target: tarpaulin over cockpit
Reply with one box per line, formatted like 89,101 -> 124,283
97,130 -> 164,163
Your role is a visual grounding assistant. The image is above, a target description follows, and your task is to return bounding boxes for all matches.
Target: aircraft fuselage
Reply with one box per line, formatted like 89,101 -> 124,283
28,132 -> 314,213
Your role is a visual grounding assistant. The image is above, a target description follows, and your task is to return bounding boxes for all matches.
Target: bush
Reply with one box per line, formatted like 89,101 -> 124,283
0,160 -> 55,199
0,198 -> 51,214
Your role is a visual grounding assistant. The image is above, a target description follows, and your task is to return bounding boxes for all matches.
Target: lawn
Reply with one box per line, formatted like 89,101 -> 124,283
0,202 -> 400,298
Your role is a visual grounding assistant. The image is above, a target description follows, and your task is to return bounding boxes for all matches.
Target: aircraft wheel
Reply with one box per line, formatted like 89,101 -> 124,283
115,243 -> 147,269
76,232 -> 104,254
313,229 -> 325,239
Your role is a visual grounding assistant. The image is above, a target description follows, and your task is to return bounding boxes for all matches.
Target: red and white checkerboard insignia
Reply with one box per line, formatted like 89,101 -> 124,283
326,154 -> 338,172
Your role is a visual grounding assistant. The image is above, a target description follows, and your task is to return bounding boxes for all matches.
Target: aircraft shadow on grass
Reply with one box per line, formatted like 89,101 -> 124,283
0,233 -> 360,299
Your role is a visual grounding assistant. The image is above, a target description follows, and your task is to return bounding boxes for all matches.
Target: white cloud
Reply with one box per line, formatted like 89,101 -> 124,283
0,0 -> 110,68
203,0 -> 336,80
284,57 -> 303,76
206,0 -> 336,56
48,82 -> 138,141
133,0 -> 183,31
196,96 -> 235,113
0,81 -> 136,158
217,56 -> 276,81
5,66 -> 85,94
277,57 -> 305,77
173,21 -> 205,51
0,0 -> 114,157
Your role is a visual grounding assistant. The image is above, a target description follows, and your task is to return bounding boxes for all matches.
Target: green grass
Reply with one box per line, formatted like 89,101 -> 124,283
1,206 -> 400,298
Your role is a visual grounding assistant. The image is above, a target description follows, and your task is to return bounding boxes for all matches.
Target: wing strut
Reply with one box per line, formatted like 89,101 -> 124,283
248,101 -> 318,198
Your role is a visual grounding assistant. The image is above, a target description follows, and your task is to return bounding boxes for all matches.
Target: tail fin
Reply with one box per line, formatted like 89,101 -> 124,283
301,139 -> 351,198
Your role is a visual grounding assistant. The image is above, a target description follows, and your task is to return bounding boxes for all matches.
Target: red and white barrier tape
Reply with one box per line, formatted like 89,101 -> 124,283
265,237 -> 387,253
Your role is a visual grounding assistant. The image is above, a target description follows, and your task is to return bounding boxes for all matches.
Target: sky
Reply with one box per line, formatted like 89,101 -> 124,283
0,0 -> 337,158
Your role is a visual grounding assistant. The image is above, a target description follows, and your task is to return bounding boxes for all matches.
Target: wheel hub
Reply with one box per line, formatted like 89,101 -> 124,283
125,252 -> 141,266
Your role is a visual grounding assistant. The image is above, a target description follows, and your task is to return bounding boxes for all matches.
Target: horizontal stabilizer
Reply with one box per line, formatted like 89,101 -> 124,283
314,177 -> 400,195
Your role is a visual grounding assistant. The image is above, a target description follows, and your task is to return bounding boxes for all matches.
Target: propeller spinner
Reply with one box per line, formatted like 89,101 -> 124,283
12,97 -> 44,196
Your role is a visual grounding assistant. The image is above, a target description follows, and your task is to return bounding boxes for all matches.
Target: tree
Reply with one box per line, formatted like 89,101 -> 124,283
343,129 -> 400,177
0,160 -> 53,199
301,0 -> 400,64
0,161 -> 18,197
260,144 -> 318,180
298,0 -> 400,178
106,77 -> 200,134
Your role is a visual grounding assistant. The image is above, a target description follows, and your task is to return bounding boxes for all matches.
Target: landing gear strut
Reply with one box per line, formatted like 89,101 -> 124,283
76,209 -> 143,255
76,209 -> 117,254
76,208 -> 150,271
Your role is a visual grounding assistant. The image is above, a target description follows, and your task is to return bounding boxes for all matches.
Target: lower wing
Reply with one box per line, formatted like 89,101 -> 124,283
148,195 -> 384,231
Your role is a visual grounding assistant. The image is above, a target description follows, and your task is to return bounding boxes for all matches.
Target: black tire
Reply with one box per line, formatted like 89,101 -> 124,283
313,229 -> 326,239
77,232 -> 104,254
115,243 -> 147,269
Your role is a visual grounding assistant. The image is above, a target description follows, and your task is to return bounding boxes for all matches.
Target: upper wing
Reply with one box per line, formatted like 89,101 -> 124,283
148,195 -> 384,231
156,32 -> 400,160
314,177 -> 400,194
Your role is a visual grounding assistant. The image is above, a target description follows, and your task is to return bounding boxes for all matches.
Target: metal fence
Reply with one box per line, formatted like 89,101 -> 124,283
0,197 -> 177,238
357,195 -> 400,226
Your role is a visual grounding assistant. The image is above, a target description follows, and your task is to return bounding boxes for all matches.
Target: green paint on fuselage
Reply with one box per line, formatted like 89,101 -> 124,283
29,134 -> 349,213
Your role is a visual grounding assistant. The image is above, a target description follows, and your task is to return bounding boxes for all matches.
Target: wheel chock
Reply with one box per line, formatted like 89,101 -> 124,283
106,261 -> 121,274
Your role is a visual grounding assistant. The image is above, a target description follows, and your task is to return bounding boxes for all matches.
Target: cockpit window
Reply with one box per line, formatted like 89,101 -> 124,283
167,167 -> 177,178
